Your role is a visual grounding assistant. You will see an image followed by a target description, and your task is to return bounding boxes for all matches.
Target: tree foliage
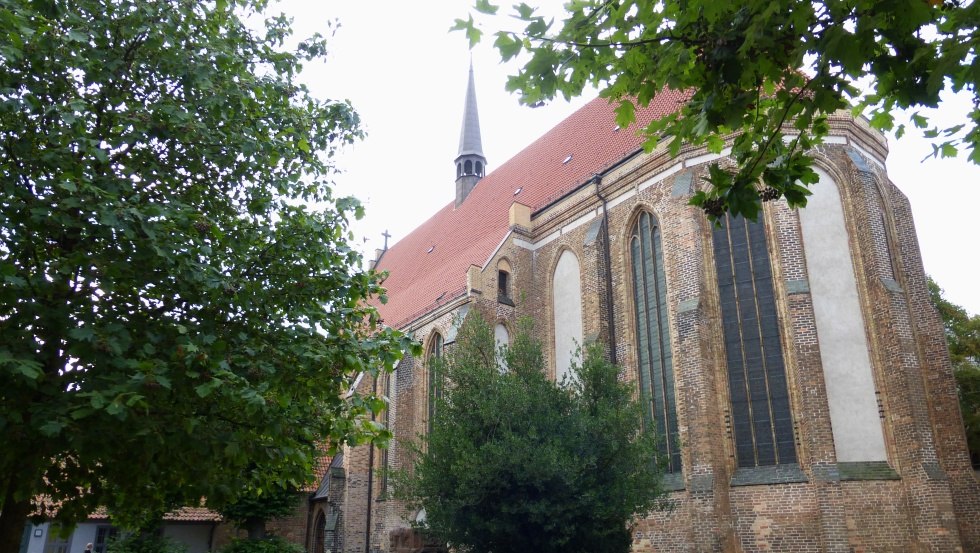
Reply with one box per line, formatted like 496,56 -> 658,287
219,485 -> 299,540
0,0 -> 411,547
107,532 -> 188,553
218,537 -> 305,553
458,0 -> 980,220
927,278 -> 980,468
398,313 -> 665,553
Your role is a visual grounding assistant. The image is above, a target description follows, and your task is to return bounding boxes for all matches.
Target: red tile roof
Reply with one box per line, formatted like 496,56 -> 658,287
302,451 -> 334,492
86,506 -> 222,522
376,92 -> 687,328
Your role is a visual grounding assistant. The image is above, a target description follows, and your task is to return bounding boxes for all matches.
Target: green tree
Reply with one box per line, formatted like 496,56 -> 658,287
218,537 -> 304,553
219,485 -> 299,540
458,0 -> 979,220
107,531 -> 188,553
398,313 -> 665,553
927,278 -> 980,468
0,0 -> 411,549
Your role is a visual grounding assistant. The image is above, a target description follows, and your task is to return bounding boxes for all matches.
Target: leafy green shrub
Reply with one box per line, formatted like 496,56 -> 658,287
107,534 -> 187,553
218,536 -> 305,553
398,313 -> 666,553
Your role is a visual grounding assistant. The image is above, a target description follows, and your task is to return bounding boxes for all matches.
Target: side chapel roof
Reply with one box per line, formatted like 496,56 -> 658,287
375,91 -> 688,329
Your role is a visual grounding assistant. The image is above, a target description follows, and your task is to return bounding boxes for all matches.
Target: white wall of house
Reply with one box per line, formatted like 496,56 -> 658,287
22,522 -> 49,553
23,521 -> 213,553
162,524 -> 213,553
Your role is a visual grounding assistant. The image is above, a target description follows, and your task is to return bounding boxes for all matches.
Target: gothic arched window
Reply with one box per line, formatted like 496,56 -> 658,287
800,168 -> 886,462
494,323 -> 510,371
427,332 -> 444,434
629,211 -> 680,473
552,250 -> 583,383
313,512 -> 326,553
712,214 -> 796,468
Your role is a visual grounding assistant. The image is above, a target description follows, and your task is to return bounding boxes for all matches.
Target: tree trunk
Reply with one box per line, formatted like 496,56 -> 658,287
245,517 -> 266,540
0,493 -> 32,553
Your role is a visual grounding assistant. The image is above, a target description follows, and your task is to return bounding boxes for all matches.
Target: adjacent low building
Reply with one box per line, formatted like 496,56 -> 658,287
21,507 -> 221,553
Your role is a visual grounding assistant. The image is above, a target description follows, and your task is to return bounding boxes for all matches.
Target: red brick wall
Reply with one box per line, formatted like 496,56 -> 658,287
310,114 -> 978,553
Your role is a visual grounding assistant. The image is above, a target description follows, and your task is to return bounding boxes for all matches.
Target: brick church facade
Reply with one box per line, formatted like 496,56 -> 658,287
300,67 -> 980,552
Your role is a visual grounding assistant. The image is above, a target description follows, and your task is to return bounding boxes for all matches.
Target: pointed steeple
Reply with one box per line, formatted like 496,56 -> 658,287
454,62 -> 486,207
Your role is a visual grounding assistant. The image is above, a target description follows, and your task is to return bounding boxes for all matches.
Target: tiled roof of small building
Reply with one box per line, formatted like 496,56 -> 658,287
375,92 -> 687,329
87,506 -> 222,522
303,451 -> 334,493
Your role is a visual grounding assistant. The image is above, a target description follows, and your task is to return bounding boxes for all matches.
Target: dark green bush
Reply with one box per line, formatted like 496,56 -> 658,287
218,536 -> 305,553
107,534 -> 187,553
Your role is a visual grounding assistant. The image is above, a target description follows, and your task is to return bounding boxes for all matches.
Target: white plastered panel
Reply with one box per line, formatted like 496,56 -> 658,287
800,168 -> 887,462
552,250 -> 584,383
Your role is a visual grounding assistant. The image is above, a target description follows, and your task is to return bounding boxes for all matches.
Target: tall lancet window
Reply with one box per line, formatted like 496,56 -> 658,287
630,212 -> 680,473
713,214 -> 797,468
552,250 -> 584,383
427,332 -> 444,434
800,169 -> 887,462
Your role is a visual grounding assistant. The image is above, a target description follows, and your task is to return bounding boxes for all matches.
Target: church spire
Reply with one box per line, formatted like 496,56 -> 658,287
454,61 -> 486,207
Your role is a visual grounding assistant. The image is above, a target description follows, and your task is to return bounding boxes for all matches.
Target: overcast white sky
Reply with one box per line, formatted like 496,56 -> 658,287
271,1 -> 980,315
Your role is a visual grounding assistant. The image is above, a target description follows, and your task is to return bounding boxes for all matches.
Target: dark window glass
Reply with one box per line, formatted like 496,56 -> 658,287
93,526 -> 118,553
380,370 -> 392,496
476,161 -> 483,176
630,212 -> 680,473
464,159 -> 473,174
713,214 -> 796,467
43,525 -> 69,553
427,333 -> 444,434
498,270 -> 510,300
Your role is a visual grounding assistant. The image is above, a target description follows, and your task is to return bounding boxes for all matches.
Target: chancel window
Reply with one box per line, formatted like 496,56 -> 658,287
629,211 -> 680,473
712,214 -> 796,468
427,332 -> 444,434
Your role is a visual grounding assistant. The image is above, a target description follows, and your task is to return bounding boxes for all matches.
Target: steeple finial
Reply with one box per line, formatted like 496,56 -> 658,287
454,61 -> 487,207
457,61 -> 484,159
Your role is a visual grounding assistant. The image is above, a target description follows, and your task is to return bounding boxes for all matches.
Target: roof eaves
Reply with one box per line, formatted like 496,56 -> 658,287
532,146 -> 645,217
481,229 -> 514,271
395,288 -> 469,332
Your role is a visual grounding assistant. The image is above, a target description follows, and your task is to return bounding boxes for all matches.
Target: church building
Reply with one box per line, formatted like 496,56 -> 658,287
307,66 -> 980,553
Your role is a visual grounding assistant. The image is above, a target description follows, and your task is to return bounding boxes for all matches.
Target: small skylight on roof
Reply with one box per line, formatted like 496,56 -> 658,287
613,125 -> 620,132
514,187 -> 523,195
562,154 -> 573,164
427,245 -> 435,254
